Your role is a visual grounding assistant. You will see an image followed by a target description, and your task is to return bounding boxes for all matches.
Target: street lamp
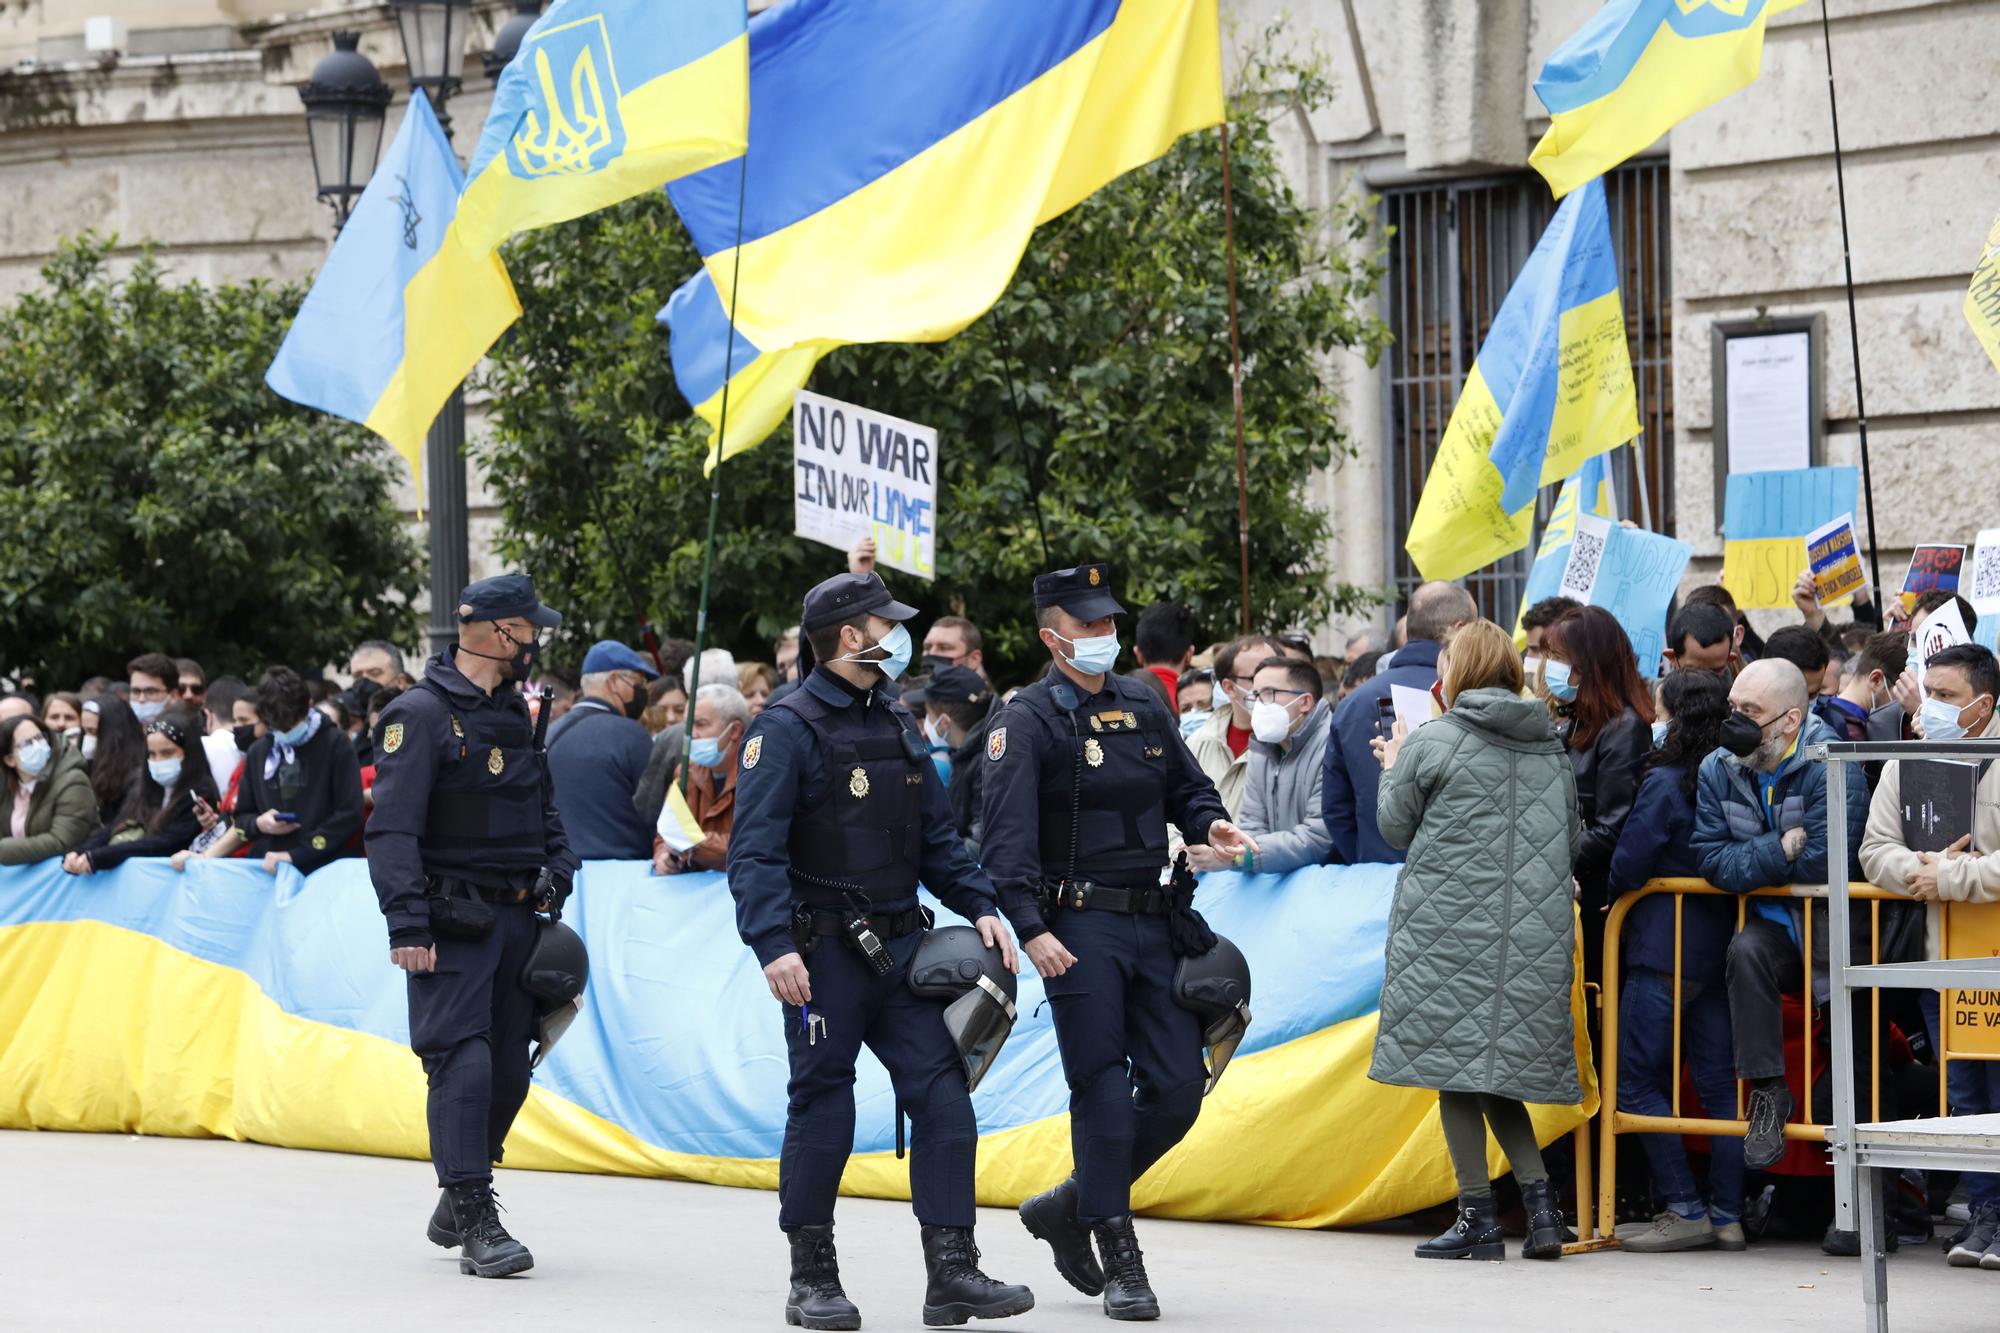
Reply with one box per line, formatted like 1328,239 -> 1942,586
297,32 -> 390,233
484,1 -> 542,82
390,0 -> 471,136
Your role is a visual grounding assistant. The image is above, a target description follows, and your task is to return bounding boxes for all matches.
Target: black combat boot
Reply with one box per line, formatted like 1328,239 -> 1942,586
446,1181 -> 534,1278
1519,1179 -> 1566,1260
1018,1177 -> 1105,1296
786,1225 -> 861,1331
919,1226 -> 1035,1326
1091,1216 -> 1160,1322
426,1190 -> 459,1248
1415,1195 -> 1504,1261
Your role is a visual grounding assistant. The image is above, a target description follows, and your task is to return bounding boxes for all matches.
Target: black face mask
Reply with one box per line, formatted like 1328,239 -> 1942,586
233,723 -> 258,753
623,681 -> 648,720
922,654 -> 959,675
1719,710 -> 1769,758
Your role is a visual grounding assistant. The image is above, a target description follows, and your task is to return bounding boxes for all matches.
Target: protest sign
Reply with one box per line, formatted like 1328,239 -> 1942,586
1805,512 -> 1866,608
1898,544 -> 1966,618
1914,595 -> 1971,692
791,388 -> 937,580
1583,523 -> 1692,678
1557,513 -> 1614,604
1719,466 -> 1858,608
1966,208 -> 2000,380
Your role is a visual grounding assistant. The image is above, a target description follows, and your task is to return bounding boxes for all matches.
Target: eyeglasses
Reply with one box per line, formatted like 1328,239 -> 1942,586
129,685 -> 170,702
177,681 -> 205,697
1250,687 -> 1310,705
1224,674 -> 1258,688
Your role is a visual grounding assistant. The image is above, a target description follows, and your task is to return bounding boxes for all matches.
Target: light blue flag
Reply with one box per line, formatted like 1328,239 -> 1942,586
1513,452 -> 1617,643
265,93 -> 519,490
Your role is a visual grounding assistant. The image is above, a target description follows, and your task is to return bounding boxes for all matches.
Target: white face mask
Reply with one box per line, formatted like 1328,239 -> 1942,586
923,714 -> 951,748
1250,699 -> 1295,744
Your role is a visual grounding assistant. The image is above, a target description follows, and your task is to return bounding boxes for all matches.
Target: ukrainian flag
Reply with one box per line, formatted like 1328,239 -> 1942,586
455,0 -> 748,256
1530,0 -> 1803,199
1404,179 -> 1639,583
266,93 -> 519,489
1512,453 -> 1617,646
660,0 -> 1223,471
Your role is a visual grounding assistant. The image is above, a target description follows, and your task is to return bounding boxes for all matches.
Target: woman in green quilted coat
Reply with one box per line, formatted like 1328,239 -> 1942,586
1368,618 -> 1582,1263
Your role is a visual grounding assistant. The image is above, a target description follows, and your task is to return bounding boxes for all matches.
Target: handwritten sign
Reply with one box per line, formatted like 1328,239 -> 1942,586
1585,524 -> 1692,678
1806,512 -> 1866,607
1898,544 -> 1966,618
1914,595 -> 1971,693
1720,466 -> 1859,609
792,388 -> 938,580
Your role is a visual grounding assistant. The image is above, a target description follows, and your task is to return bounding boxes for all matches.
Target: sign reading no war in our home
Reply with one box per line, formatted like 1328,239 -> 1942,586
792,388 -> 937,580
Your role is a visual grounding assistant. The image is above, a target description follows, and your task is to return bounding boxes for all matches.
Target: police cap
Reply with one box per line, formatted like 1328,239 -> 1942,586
1032,562 -> 1124,621
903,664 -> 991,709
459,571 -> 562,629
801,571 -> 919,632
581,639 -> 660,679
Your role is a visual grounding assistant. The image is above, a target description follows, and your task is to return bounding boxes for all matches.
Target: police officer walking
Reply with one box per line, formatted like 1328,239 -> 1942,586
981,563 -> 1256,1322
366,573 -> 579,1279
727,571 -> 1035,1331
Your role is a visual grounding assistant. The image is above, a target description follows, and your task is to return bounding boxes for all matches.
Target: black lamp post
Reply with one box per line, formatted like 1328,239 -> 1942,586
297,32 -> 390,233
390,0 -> 472,138
485,0 -> 542,82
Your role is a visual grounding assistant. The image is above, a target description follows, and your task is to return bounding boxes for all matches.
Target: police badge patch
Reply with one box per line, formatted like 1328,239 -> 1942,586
1084,738 -> 1105,767
849,766 -> 870,798
382,723 -> 404,754
987,727 -> 1007,762
488,747 -> 505,776
742,735 -> 763,769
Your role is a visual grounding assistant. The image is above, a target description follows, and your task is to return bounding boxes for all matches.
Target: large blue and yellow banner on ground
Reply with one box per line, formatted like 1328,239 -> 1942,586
0,860 -> 1593,1227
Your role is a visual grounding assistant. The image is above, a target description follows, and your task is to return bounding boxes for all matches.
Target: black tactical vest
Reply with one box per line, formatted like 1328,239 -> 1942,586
414,678 -> 547,874
772,685 -> 925,904
1030,680 -> 1172,883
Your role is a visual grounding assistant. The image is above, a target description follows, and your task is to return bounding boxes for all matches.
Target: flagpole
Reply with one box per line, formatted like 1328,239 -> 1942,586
1818,0 -> 1884,597
1220,118 -> 1253,636
683,162 -> 750,796
1630,437 -> 1653,531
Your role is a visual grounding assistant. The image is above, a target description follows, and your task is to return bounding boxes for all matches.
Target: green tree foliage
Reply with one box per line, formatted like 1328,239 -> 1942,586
480,57 -> 1388,683
0,237 -> 424,687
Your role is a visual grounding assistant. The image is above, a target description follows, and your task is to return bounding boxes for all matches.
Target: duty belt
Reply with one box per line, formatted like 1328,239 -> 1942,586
1056,880 -> 1171,915
799,904 -> 932,939
432,875 -> 535,905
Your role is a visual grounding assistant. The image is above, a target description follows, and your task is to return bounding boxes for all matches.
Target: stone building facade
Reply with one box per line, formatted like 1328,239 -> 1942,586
4,1 -> 1996,642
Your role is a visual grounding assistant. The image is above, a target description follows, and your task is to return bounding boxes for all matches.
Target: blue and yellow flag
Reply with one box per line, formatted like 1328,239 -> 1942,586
1512,453 -> 1618,645
266,93 -> 518,490
660,0 -> 1223,471
1403,179 -> 1638,583
1530,0 -> 1802,199
455,0 -> 748,255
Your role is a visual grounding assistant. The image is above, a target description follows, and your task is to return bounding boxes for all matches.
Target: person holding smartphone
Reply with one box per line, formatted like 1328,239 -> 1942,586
230,666 -> 363,874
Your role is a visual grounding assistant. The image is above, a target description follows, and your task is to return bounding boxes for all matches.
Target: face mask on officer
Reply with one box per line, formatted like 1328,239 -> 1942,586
494,624 -> 540,680
1045,623 -> 1120,675
832,621 -> 912,681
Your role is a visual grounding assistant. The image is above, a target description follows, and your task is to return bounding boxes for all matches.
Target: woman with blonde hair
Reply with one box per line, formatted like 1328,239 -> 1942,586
1369,618 -> 1582,1262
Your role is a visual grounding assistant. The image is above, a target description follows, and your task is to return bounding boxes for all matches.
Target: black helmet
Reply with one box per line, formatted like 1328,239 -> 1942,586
520,916 -> 589,1069
1173,934 -> 1251,1095
907,925 -> 1017,1093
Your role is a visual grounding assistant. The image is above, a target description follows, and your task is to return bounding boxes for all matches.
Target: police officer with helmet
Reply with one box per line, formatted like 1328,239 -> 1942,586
981,562 -> 1256,1322
365,572 -> 581,1280
727,570 -> 1035,1331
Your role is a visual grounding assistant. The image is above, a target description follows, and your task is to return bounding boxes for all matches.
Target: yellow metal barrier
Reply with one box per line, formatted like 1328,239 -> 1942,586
1589,877 -> 1969,1244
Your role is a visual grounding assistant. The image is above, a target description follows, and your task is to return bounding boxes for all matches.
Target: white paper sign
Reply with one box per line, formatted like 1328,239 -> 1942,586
1557,513 -> 1614,603
1969,528 -> 2000,617
1725,331 -> 1813,475
792,388 -> 938,580
1390,684 -> 1435,735
1915,597 -> 1972,694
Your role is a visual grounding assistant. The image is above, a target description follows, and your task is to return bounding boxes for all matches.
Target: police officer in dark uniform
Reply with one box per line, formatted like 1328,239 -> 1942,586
981,563 -> 1257,1322
365,572 -> 577,1280
727,571 -> 1035,1331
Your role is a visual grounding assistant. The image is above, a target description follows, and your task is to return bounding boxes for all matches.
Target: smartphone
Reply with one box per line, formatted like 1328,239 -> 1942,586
273,811 -> 300,824
1374,696 -> 1395,741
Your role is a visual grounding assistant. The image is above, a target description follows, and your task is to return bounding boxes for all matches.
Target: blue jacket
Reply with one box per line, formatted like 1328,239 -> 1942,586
1606,764 -> 1733,981
545,699 -> 657,860
1691,713 -> 1868,895
1321,638 -> 1441,864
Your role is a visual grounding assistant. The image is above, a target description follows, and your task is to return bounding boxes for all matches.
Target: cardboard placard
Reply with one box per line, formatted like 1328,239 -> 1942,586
791,388 -> 938,580
1806,512 -> 1866,608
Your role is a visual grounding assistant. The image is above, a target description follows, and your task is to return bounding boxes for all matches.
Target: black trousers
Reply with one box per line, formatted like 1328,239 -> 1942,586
1725,915 -> 1886,1115
778,929 -> 976,1231
407,903 -> 539,1188
1043,908 -> 1206,1224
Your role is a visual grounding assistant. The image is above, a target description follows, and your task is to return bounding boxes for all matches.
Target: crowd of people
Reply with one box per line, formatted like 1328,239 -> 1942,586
6,544 -> 1997,1270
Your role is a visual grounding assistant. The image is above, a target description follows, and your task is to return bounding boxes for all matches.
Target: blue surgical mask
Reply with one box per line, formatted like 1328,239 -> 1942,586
1920,694 -> 1990,743
131,700 -> 165,723
274,719 -> 311,748
148,757 -> 182,788
15,738 -> 51,778
1543,660 -> 1578,703
1179,709 -> 1212,739
837,623 -> 913,681
688,735 -> 724,768
1650,719 -> 1670,748
1054,629 -> 1121,675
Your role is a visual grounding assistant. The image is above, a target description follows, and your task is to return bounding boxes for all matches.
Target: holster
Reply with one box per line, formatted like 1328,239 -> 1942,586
790,901 -> 819,956
426,878 -> 496,941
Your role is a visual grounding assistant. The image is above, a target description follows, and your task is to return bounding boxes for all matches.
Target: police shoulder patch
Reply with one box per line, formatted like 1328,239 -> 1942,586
381,722 -> 404,755
742,734 -> 763,770
987,727 -> 1007,762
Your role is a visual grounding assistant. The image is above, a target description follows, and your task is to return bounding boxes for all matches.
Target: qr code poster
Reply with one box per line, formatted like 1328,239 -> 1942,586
1558,513 -> 1612,603
1969,528 -> 2000,615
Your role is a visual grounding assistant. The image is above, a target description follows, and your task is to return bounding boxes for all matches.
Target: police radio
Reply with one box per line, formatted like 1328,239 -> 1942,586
845,914 -> 895,977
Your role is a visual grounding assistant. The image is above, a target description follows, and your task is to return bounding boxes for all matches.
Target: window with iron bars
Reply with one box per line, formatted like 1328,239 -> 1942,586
1378,160 -> 1673,627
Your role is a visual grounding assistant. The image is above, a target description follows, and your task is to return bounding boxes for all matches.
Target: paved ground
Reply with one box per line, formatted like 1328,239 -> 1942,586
0,1131 -> 1988,1332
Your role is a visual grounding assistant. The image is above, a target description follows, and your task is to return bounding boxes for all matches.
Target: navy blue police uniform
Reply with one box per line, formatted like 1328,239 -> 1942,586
365,574 -> 576,1200
981,564 -> 1228,1227
727,572 -> 1034,1329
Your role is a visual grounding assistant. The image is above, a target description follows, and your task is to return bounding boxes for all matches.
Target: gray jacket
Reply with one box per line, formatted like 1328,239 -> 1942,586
1237,697 -> 1333,874
1368,689 -> 1584,1105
